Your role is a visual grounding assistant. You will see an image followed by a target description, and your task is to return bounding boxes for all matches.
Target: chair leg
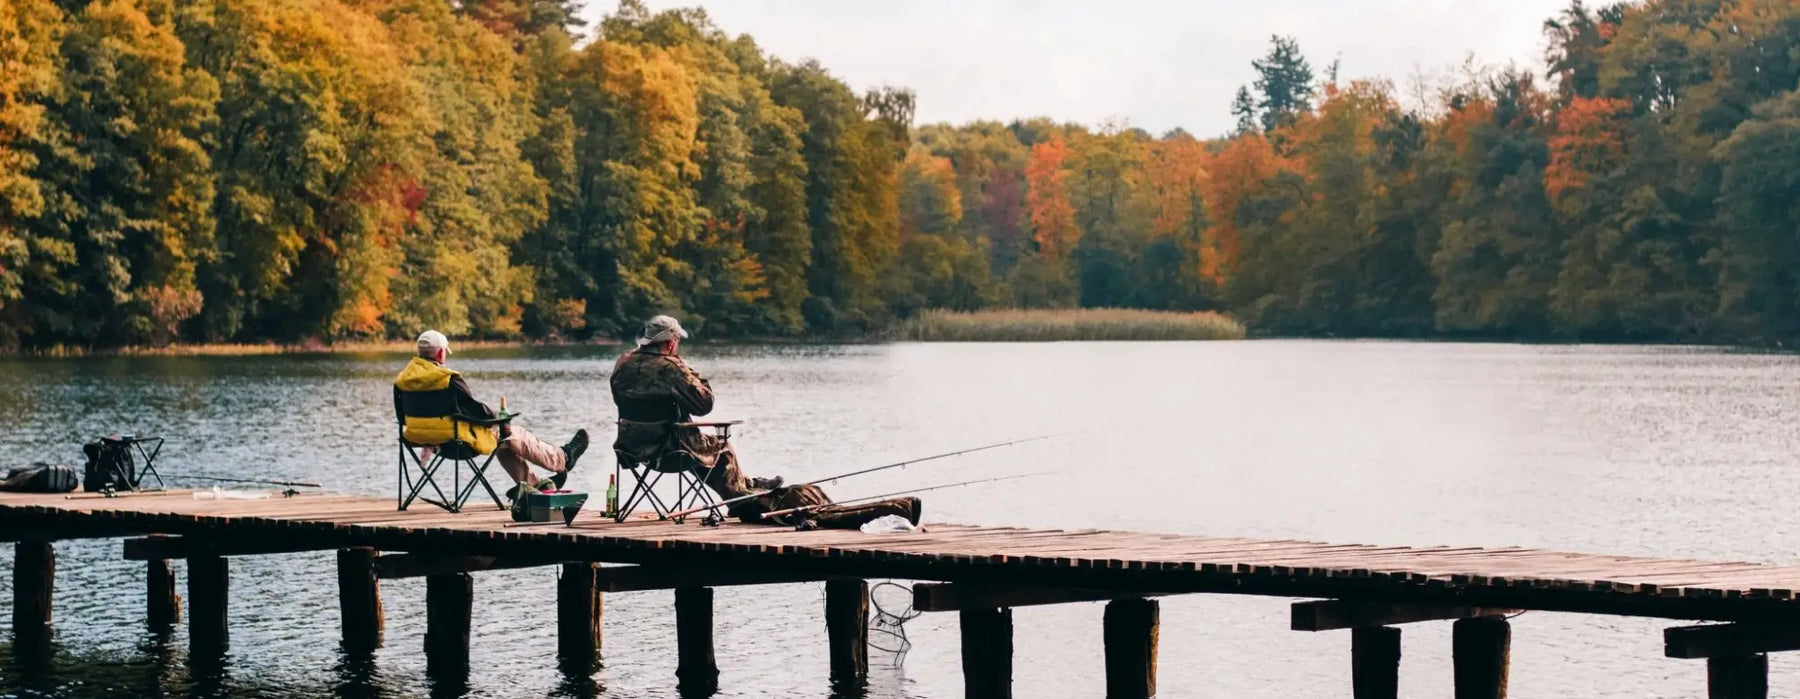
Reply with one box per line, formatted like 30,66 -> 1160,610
454,454 -> 505,511
408,454 -> 456,512
617,468 -> 670,522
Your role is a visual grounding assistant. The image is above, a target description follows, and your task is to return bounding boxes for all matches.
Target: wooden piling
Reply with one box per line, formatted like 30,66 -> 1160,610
188,555 -> 229,653
960,606 -> 1014,699
338,548 -> 383,651
425,573 -> 474,673
675,587 -> 719,693
1103,598 -> 1158,699
825,579 -> 870,686
13,541 -> 53,641
1352,626 -> 1402,699
1707,655 -> 1768,699
557,562 -> 604,666
1452,616 -> 1510,699
146,558 -> 180,634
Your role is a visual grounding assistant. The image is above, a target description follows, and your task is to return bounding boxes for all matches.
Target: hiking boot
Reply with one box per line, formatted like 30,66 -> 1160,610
554,429 -> 589,489
749,476 -> 784,491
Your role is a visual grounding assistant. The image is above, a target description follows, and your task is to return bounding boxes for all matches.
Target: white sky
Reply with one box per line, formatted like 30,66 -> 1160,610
582,1 -> 1574,137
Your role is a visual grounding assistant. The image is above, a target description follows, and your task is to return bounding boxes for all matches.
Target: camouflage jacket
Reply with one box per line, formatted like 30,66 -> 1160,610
610,348 -> 720,462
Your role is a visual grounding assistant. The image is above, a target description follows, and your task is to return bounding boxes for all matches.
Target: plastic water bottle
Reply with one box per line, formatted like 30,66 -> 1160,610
605,474 -> 618,517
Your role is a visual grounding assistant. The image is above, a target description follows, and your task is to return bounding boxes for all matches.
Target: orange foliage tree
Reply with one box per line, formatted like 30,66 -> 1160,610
1023,134 -> 1078,259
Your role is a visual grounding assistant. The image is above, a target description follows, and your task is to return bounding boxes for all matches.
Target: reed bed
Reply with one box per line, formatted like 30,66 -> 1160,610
895,308 -> 1246,342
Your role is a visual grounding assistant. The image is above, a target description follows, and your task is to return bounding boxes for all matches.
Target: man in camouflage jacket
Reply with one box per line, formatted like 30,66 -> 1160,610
611,315 -> 919,529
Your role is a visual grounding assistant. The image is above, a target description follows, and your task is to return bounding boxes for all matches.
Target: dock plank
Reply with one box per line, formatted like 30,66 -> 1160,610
4,492 -> 1800,622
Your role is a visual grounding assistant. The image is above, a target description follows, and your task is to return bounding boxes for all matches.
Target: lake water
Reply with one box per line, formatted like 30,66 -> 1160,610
2,340 -> 1798,698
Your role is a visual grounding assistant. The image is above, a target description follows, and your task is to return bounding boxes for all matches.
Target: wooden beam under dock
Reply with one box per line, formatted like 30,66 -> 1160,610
124,535 -> 334,560
1292,600 -> 1516,631
914,582 -> 1161,612
1665,623 -> 1800,659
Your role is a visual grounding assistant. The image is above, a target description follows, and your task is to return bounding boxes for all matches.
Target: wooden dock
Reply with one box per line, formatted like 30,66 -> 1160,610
4,490 -> 1799,698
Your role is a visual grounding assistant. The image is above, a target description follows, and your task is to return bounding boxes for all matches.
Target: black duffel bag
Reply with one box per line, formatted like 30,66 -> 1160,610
1,464 -> 79,493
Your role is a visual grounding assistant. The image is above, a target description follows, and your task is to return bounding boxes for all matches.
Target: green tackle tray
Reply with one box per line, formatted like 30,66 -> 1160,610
512,490 -> 588,524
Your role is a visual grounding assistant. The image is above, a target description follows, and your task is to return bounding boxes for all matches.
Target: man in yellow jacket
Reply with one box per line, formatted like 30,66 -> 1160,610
395,330 -> 587,499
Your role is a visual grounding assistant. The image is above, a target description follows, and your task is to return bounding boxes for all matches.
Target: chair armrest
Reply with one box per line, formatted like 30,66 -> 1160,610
674,420 -> 743,428
460,411 -> 518,426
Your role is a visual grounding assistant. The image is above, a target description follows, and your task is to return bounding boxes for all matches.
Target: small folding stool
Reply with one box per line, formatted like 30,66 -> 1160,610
84,434 -> 166,494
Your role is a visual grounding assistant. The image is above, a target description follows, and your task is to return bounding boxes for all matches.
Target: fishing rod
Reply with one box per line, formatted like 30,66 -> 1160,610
758,471 -> 1051,520
665,433 -> 1061,520
181,475 -> 322,497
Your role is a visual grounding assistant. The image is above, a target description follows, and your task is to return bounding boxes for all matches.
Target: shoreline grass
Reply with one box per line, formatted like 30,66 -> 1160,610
4,308 -> 1247,357
895,308 -> 1247,342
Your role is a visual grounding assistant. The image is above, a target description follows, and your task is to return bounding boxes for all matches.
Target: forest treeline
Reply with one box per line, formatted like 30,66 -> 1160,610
1,0 -> 1797,349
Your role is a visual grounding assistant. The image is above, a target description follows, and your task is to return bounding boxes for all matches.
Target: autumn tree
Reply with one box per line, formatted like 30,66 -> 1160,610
20,0 -> 218,347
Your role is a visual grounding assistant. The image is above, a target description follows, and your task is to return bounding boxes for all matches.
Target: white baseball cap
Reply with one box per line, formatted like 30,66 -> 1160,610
417,329 -> 451,355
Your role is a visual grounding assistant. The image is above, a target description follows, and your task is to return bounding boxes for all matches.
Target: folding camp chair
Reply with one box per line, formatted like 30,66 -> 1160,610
612,420 -> 740,523
397,412 -> 511,513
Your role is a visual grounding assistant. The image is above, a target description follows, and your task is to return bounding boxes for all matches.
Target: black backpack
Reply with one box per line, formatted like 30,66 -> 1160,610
82,438 -> 137,493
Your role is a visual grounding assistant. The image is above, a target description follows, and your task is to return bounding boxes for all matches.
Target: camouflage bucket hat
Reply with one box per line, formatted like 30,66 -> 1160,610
636,315 -> 689,346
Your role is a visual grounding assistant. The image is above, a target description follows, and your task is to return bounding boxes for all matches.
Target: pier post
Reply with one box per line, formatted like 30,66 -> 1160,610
557,562 -> 604,667
1103,598 -> 1158,699
146,558 -> 180,634
425,573 -> 474,673
826,579 -> 870,686
960,606 -> 1014,699
1453,617 -> 1510,699
1707,655 -> 1767,699
338,548 -> 383,651
675,587 -> 719,693
1352,626 -> 1402,699
188,555 -> 229,654
13,541 -> 53,642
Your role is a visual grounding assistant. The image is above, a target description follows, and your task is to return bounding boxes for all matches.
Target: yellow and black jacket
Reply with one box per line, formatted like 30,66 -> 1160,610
393,357 -> 500,454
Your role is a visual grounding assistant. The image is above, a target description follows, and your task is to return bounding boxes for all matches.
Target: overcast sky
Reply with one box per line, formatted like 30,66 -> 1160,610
582,1 -> 1574,137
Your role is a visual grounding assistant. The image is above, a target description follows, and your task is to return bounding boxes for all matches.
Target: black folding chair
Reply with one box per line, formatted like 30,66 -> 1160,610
397,413 -> 511,512
612,420 -> 739,523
